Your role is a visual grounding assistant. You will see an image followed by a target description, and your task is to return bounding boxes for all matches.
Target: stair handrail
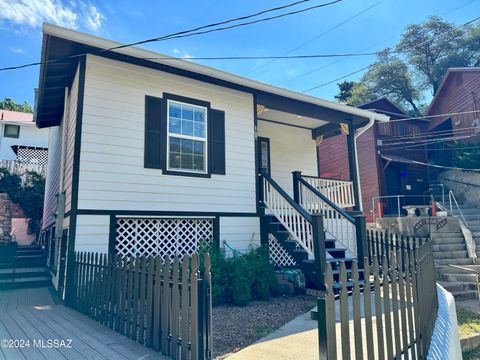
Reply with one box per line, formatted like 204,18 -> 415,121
448,190 -> 477,259
301,175 -> 355,208
429,183 -> 446,208
261,173 -> 314,257
298,178 -> 357,257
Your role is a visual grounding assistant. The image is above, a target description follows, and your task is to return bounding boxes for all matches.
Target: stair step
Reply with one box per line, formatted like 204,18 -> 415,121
432,244 -> 466,252
433,250 -> 468,259
439,281 -> 478,292
434,258 -> 474,266
0,276 -> 51,290
441,273 -> 478,283
450,290 -> 478,301
0,267 -> 50,280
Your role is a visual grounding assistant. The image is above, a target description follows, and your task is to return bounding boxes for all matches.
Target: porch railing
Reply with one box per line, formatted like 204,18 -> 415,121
261,173 -> 314,258
70,252 -> 212,360
294,173 -> 357,258
318,232 -> 438,359
301,174 -> 355,209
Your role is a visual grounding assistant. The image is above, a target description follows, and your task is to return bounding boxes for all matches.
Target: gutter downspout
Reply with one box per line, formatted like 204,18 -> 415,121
353,117 -> 376,212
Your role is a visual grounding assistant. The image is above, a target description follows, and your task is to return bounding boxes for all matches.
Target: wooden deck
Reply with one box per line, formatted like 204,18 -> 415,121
0,287 -> 168,360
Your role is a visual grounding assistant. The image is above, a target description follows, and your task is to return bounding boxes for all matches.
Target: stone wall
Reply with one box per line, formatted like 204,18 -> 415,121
439,170 -> 480,206
0,193 -> 24,241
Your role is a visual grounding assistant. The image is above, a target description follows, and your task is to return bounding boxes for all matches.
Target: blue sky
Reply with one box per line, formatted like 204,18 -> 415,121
0,0 -> 477,107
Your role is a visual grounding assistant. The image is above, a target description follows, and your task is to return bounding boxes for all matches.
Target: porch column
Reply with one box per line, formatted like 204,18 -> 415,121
347,131 -> 361,212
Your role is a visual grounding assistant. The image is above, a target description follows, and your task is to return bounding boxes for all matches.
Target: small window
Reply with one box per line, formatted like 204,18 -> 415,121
167,100 -> 207,173
3,124 -> 20,138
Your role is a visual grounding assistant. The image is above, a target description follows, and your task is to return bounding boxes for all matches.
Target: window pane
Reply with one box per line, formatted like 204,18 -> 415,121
182,105 -> 194,120
193,155 -> 205,171
169,103 -> 181,118
181,138 -> 193,152
170,137 -> 180,152
4,124 -> 19,138
193,141 -> 204,155
193,122 -> 205,137
169,151 -> 181,169
194,109 -> 205,123
169,117 -> 181,134
182,119 -> 193,136
181,154 -> 193,170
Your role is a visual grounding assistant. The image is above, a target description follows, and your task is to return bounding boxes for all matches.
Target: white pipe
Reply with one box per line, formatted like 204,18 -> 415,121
353,117 -> 376,212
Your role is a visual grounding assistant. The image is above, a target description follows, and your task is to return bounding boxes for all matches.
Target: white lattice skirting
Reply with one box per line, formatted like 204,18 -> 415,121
116,218 -> 213,259
268,233 -> 296,267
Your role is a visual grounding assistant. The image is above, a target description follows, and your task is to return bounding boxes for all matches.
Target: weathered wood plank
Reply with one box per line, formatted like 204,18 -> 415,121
390,253 -> 402,357
181,257 -> 190,360
161,257 -> 171,355
153,256 -> 162,351
382,255 -> 394,359
351,261 -> 363,359
126,257 -> 134,339
325,264 -> 337,360
397,250 -> 409,360
138,255 -> 147,345
373,257 -> 385,360
339,261 -> 350,360
362,259 -> 374,360
204,253 -> 213,358
132,255 -> 140,342
145,255 -> 155,348
171,256 -> 180,359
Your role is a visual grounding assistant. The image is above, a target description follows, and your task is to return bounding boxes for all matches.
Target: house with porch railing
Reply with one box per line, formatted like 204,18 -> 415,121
35,24 -> 389,299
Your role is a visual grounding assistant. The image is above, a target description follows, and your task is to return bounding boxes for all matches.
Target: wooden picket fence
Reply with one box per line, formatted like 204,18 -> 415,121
318,232 -> 438,359
70,252 -> 212,360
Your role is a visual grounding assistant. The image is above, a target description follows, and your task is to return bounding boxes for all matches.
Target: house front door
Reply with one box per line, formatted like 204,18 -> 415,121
257,137 -> 270,175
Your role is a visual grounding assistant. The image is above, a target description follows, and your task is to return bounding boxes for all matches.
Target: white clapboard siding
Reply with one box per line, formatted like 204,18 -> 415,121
74,214 -> 110,253
64,65 -> 79,214
43,125 -> 62,229
78,55 -> 257,213
257,120 -> 318,196
219,216 -> 261,252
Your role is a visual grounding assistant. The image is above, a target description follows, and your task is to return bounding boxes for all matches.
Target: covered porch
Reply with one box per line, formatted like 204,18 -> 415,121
254,92 -> 388,212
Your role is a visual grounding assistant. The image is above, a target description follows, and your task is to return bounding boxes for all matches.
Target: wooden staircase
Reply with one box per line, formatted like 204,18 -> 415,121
0,245 -> 51,290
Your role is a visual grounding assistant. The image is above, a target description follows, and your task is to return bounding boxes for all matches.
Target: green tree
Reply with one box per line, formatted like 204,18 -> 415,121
397,16 -> 480,93
0,97 -> 33,113
334,81 -> 356,103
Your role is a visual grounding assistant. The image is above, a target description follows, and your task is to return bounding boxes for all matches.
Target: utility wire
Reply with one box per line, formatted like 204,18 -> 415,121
379,127 -> 477,143
302,14 -> 480,92
403,145 -> 480,151
0,0 -> 342,72
378,154 -> 480,172
389,109 -> 480,123
245,0 -> 384,75
379,134 -> 479,150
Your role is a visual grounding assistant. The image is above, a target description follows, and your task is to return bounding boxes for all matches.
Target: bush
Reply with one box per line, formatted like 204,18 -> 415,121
202,245 -> 279,306
0,169 -> 45,235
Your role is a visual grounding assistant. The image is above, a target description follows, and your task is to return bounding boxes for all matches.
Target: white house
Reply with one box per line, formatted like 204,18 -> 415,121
0,110 -> 48,166
35,24 -> 388,298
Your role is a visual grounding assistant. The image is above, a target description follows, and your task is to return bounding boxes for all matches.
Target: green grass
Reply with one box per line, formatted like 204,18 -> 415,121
256,326 -> 274,338
457,307 -> 480,337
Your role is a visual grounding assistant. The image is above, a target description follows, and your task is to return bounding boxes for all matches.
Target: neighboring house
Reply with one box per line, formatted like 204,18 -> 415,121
318,98 -> 429,222
0,110 -> 49,175
36,24 -> 387,298
0,110 -> 48,245
426,67 -> 480,165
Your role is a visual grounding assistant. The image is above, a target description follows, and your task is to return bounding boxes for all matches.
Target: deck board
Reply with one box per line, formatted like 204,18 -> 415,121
0,288 -> 168,360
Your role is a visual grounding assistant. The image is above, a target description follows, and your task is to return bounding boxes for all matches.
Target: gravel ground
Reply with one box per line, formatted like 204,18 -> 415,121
212,295 -> 316,359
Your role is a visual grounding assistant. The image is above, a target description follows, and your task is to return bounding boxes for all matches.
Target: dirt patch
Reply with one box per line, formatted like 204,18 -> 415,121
212,295 -> 316,359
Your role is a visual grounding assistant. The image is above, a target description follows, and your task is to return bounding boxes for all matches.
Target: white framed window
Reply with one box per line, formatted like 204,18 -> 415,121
4,124 -> 20,138
167,100 -> 208,173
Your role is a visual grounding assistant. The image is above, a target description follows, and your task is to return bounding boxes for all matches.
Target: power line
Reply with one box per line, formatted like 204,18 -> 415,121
389,109 -> 480,123
380,134 -> 479,150
302,14 -> 480,93
379,127 -> 477,143
380,132 -> 477,147
0,0 -> 342,72
245,0 -> 384,75
379,154 -> 480,172
403,145 -> 480,151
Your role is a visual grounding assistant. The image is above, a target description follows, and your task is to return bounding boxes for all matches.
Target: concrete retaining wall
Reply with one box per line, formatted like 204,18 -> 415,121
427,284 -> 462,359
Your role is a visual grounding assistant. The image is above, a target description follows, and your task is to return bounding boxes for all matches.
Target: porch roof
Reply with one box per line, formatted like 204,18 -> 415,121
36,23 -> 389,129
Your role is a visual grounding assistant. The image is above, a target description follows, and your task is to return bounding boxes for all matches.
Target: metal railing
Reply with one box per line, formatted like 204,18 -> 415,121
297,177 -> 357,258
448,190 -> 467,225
429,183 -> 446,208
301,175 -> 355,209
372,194 -> 431,222
261,173 -> 314,258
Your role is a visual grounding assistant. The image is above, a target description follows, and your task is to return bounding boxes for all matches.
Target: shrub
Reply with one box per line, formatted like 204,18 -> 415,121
201,245 -> 279,306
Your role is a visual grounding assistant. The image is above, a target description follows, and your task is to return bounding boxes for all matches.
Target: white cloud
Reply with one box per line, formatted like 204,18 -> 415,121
0,0 -> 105,31
172,48 -> 192,59
10,47 -> 26,54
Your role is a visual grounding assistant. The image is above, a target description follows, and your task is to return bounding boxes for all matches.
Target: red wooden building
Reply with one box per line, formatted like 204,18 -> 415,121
318,98 -> 429,222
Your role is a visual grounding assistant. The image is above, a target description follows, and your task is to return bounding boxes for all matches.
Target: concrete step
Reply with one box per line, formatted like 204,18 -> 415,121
450,290 -> 478,301
432,244 -> 466,252
441,273 -> 478,283
431,232 -> 463,239
434,250 -> 468,259
434,258 -> 474,266
432,237 -> 464,245
439,281 -> 478,292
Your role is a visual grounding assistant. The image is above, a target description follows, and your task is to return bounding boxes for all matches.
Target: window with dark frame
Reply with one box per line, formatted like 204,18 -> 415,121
167,100 -> 208,174
3,124 -> 20,138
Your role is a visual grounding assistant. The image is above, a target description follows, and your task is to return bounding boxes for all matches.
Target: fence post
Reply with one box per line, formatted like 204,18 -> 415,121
197,278 -> 206,360
355,215 -> 367,269
317,297 -> 328,359
292,171 -> 302,204
312,213 -> 326,290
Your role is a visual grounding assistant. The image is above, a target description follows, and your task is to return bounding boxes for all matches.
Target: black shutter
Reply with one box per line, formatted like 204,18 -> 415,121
210,109 -> 226,175
144,95 -> 163,169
